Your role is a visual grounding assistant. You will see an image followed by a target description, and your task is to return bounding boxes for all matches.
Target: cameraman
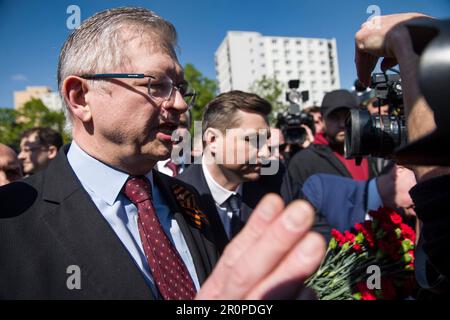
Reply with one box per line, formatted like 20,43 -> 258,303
288,89 -> 378,187
355,12 -> 450,297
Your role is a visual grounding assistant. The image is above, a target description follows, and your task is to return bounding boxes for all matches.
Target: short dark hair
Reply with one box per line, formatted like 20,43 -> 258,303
202,90 -> 272,133
304,106 -> 321,114
20,127 -> 63,150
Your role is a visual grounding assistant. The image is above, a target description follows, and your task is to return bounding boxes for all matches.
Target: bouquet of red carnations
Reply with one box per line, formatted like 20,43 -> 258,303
305,207 -> 417,300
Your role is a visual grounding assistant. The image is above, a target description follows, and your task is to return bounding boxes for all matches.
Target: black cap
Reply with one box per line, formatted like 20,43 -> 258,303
321,89 -> 358,119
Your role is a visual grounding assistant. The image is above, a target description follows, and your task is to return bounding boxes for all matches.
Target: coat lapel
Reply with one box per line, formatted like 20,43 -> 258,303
180,165 -> 230,255
39,146 -> 154,299
152,170 -> 218,284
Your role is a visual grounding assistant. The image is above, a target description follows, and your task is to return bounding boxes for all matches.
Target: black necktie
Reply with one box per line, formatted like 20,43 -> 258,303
227,194 -> 242,238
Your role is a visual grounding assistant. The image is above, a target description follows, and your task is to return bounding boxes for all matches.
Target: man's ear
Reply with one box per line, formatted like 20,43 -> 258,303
204,128 -> 220,155
62,76 -> 92,123
47,145 -> 58,160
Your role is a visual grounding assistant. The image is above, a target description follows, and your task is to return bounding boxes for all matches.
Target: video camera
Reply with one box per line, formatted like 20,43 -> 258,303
344,72 -> 407,161
276,80 -> 315,145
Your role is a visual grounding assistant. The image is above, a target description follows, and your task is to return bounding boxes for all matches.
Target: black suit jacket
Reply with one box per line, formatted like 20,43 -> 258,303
0,146 -> 218,299
177,162 -> 294,254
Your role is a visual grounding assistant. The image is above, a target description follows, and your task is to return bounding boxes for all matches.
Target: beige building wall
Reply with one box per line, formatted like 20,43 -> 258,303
14,86 -> 51,109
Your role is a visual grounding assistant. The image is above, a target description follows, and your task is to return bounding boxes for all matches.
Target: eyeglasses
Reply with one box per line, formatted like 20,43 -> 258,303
81,73 -> 197,108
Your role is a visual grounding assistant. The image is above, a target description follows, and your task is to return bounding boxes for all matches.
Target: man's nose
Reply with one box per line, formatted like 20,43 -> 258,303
163,89 -> 189,114
258,142 -> 271,161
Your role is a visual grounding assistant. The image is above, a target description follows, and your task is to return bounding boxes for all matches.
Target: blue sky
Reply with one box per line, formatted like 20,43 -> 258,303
1,0 -> 449,108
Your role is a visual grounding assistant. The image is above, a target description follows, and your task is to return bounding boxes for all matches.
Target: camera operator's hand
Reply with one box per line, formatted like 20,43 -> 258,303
300,125 -> 315,149
355,12 -> 431,87
196,194 -> 326,299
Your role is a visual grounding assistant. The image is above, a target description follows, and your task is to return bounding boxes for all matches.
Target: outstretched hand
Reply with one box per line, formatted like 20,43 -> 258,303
197,194 -> 326,299
355,12 -> 431,87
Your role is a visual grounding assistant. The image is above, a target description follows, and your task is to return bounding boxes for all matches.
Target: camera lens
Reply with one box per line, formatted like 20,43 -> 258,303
345,108 -> 407,158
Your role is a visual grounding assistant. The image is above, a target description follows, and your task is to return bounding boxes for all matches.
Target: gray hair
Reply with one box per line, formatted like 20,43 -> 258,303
57,7 -> 178,130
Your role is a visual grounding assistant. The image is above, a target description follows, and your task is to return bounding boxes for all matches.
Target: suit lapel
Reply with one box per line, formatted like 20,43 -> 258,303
152,170 -> 217,284
194,165 -> 230,254
40,146 -> 154,299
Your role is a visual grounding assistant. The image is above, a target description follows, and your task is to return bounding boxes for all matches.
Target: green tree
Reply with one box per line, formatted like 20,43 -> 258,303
0,99 -> 71,148
183,63 -> 217,126
0,108 -> 22,147
249,75 -> 288,124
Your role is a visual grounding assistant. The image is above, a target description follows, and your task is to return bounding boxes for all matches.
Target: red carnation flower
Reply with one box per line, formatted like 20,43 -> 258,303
400,223 -> 416,243
389,212 -> 403,225
355,282 -> 377,300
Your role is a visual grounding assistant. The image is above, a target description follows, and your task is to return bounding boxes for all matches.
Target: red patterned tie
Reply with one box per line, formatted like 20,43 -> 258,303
122,176 -> 196,300
165,160 -> 179,177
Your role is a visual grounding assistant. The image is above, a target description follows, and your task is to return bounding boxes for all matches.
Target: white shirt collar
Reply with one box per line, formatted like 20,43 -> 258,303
201,155 -> 242,206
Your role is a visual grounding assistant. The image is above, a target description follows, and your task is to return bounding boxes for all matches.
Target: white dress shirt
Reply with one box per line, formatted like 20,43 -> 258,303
201,157 -> 242,239
67,141 -> 200,298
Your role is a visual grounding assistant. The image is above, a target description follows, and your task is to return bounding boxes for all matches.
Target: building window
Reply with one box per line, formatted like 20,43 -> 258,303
285,50 -> 290,56
296,40 -> 301,46
273,49 -> 279,55
286,60 -> 291,65
297,50 -> 303,55
284,39 -> 289,46
287,70 -> 292,76
272,39 -> 277,44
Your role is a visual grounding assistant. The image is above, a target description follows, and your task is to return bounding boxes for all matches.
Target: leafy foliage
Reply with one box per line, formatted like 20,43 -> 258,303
0,99 -> 70,148
184,63 -> 217,126
248,75 -> 288,124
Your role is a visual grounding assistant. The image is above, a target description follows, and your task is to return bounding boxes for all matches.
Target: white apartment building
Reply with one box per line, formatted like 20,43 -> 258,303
40,92 -> 64,112
215,31 -> 340,107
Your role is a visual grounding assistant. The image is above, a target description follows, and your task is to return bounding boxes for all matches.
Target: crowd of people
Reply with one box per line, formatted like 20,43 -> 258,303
0,7 -> 448,300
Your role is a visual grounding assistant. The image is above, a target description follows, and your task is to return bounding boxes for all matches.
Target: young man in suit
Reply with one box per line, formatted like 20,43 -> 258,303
0,7 -> 324,300
178,91 -> 294,253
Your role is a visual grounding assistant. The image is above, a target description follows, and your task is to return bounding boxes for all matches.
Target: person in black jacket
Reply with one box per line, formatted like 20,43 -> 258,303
288,89 -> 378,188
0,7 -> 326,301
178,91 -> 295,253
